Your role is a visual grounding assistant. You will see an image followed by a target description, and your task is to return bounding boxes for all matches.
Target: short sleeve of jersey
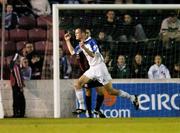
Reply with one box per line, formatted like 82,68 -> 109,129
74,45 -> 82,55
90,39 -> 99,53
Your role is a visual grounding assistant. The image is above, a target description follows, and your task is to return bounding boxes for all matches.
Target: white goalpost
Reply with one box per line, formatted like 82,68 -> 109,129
0,83 -> 4,119
0,91 -> 4,119
53,4 -> 180,118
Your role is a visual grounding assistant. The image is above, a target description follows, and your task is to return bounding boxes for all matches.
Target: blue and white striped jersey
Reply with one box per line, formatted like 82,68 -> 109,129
73,37 -> 104,66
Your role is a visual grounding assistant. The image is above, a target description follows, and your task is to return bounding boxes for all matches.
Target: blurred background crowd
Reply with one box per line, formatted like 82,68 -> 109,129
0,0 -> 180,80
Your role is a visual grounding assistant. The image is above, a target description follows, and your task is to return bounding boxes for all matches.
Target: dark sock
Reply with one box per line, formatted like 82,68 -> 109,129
95,95 -> 104,111
85,95 -> 92,117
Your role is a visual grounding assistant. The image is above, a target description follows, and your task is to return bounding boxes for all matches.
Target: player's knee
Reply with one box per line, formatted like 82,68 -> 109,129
74,81 -> 81,90
106,89 -> 114,95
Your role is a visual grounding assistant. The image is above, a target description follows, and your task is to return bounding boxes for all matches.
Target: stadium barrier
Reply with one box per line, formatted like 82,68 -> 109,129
0,79 -> 180,118
91,79 -> 180,118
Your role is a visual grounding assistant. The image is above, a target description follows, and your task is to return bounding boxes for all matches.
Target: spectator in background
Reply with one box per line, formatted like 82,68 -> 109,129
20,57 -> 32,80
118,14 -> 147,42
25,42 -> 43,79
25,42 -> 36,66
131,54 -> 147,78
30,0 -> 51,16
10,53 -> 26,118
59,46 -> 72,79
104,10 -> 117,28
21,47 -> 28,57
30,54 -> 43,79
160,11 -> 180,49
172,63 -> 180,78
148,55 -> 171,79
111,55 -> 130,78
5,4 -> 19,29
103,10 -> 117,39
97,31 -> 112,53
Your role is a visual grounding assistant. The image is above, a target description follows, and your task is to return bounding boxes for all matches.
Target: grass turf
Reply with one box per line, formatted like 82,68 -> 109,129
0,118 -> 179,133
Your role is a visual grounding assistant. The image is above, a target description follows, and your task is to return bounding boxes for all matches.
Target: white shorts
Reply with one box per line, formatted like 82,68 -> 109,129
83,62 -> 112,85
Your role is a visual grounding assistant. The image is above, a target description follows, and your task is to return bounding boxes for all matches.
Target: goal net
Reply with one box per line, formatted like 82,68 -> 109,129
53,4 -> 180,118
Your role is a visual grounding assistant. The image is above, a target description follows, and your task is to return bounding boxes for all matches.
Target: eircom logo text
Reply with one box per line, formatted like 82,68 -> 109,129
139,93 -> 180,111
101,109 -> 131,118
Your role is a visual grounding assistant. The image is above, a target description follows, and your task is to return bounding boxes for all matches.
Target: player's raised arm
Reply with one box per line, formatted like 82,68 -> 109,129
64,33 -> 75,55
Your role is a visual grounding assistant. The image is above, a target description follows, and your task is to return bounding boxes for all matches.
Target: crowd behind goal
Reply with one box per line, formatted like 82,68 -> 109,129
59,9 -> 180,79
0,1 -> 180,81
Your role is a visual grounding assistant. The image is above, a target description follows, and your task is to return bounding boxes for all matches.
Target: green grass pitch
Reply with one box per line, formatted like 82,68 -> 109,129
0,118 -> 179,133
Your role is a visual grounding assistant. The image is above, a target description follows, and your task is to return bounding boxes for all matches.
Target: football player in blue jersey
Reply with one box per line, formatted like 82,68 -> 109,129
64,27 -> 139,115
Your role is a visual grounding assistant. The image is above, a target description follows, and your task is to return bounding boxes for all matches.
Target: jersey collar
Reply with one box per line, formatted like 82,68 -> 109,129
84,37 -> 91,43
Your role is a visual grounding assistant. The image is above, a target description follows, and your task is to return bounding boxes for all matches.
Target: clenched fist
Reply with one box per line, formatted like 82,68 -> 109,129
64,33 -> 71,41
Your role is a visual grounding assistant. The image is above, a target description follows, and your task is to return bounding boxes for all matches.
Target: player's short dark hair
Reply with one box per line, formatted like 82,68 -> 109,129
6,3 -> 13,8
76,27 -> 87,34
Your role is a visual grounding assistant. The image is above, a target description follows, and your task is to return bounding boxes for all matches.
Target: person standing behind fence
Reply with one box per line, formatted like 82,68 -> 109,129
10,53 -> 26,118
148,55 -> 171,79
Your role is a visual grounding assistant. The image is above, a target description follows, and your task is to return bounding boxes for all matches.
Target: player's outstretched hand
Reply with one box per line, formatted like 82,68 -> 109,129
64,33 -> 71,41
